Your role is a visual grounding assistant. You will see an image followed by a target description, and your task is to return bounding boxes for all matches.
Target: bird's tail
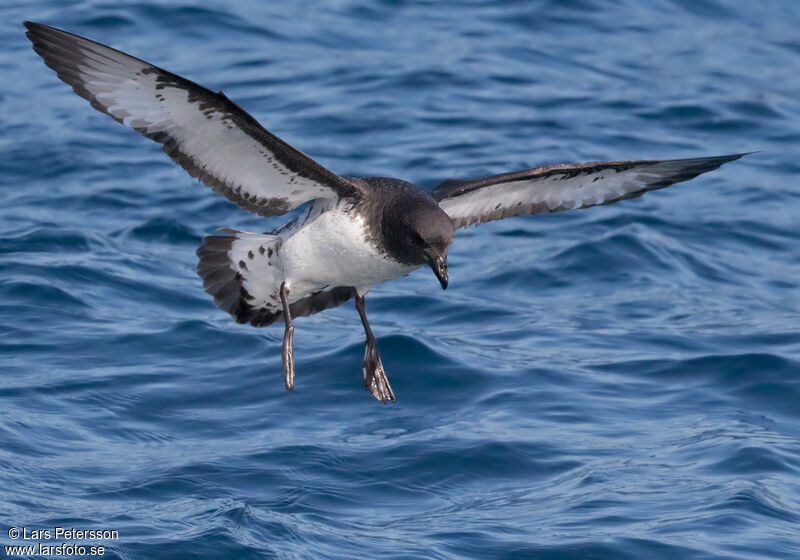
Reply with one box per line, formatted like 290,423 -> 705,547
196,229 -> 286,326
196,229 -> 357,327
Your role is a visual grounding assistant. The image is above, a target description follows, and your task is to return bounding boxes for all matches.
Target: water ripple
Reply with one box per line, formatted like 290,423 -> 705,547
2,1 -> 800,559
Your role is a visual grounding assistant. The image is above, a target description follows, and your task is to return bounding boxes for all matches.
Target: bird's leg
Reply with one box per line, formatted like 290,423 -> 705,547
355,294 -> 395,403
279,282 -> 295,391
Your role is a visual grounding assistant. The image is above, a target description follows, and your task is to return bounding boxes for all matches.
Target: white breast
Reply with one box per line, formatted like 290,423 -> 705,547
280,202 -> 418,300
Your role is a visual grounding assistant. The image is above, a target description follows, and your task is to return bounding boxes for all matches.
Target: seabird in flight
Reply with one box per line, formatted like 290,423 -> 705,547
25,21 -> 747,402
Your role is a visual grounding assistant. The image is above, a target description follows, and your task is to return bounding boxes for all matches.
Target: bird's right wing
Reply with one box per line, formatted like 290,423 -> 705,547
433,154 -> 747,229
25,21 -> 363,216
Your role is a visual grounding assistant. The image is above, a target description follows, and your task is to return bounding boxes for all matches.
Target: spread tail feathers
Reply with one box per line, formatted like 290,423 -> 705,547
196,230 -> 356,327
197,230 -> 285,326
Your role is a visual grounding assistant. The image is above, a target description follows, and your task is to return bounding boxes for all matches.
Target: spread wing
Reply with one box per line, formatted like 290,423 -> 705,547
433,154 -> 747,229
24,21 -> 362,216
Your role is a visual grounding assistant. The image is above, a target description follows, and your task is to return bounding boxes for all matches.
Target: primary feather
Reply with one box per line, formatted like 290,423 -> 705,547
24,21 -> 361,217
434,154 -> 748,229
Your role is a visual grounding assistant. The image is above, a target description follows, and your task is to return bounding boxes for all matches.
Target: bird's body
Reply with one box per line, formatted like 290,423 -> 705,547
25,21 -> 747,402
198,177 -> 444,330
278,179 -> 427,299
282,203 -> 393,297
280,200 -> 400,299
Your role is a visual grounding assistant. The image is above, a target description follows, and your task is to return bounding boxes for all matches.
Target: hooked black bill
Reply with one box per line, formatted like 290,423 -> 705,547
428,254 -> 448,290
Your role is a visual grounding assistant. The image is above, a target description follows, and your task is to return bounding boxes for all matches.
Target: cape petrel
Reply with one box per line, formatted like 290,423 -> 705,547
25,22 -> 746,402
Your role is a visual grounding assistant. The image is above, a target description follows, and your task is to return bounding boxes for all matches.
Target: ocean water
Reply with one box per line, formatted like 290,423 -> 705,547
2,1 -> 800,558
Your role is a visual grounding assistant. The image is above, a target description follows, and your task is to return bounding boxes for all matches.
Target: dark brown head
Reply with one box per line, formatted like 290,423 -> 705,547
376,180 -> 455,289
405,203 -> 454,290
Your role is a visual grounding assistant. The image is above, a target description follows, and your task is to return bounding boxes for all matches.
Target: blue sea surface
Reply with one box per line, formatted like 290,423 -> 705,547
2,1 -> 800,558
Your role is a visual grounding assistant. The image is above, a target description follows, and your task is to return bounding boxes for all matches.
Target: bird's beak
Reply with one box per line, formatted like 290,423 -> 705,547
428,254 -> 448,290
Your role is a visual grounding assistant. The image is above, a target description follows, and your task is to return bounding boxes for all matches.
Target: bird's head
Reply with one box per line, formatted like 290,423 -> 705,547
385,199 -> 454,290
419,216 -> 453,290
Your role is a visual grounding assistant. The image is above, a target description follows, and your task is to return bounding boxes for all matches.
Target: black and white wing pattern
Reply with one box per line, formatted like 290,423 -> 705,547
25,21 -> 362,216
433,154 -> 747,229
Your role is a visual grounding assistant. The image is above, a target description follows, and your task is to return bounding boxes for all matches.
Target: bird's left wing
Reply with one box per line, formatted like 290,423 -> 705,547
24,21 -> 363,216
433,154 -> 747,229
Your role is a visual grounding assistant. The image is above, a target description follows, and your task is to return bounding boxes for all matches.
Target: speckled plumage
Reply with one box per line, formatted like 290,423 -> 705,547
25,21 -> 746,402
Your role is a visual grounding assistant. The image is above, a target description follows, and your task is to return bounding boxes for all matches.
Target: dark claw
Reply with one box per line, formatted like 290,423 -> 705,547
363,343 -> 395,403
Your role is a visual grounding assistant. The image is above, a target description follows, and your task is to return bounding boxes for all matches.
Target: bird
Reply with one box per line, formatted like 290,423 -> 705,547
25,21 -> 747,403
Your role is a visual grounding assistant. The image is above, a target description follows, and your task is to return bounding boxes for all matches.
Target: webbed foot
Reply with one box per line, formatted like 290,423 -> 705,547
363,342 -> 395,403
280,282 -> 295,391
